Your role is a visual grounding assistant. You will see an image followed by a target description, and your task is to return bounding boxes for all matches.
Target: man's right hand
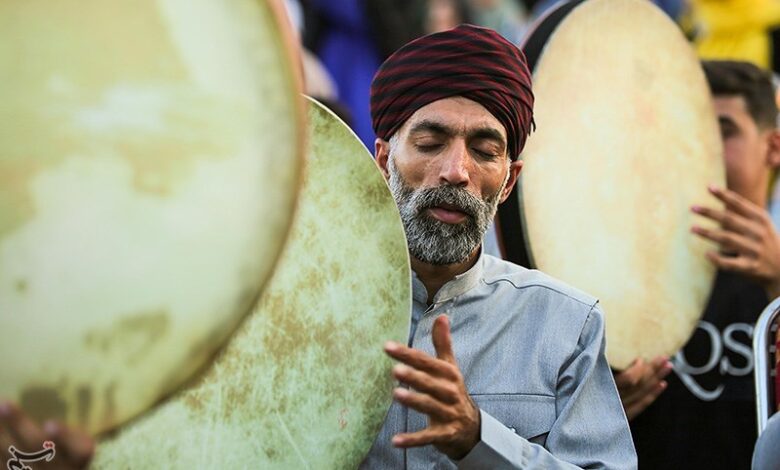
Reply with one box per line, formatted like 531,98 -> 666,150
0,401 -> 93,470
614,356 -> 673,421
692,185 -> 780,299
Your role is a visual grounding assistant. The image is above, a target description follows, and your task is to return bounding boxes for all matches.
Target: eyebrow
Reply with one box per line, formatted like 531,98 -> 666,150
408,119 -> 507,149
409,120 -> 454,137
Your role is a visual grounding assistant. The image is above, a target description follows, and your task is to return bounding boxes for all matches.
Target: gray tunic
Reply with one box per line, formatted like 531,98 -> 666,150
361,253 -> 637,469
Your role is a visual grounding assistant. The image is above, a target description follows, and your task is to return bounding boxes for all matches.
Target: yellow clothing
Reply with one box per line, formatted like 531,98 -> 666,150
691,0 -> 780,69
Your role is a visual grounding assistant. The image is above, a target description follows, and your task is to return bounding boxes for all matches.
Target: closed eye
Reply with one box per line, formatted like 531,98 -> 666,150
472,148 -> 499,160
416,144 -> 443,153
718,117 -> 738,139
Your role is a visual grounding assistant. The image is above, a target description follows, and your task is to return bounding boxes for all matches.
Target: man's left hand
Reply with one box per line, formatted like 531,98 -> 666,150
384,315 -> 480,460
614,356 -> 672,421
692,185 -> 780,299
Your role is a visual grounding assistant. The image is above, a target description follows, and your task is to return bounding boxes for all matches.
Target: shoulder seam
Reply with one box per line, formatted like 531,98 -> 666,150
482,278 -> 598,309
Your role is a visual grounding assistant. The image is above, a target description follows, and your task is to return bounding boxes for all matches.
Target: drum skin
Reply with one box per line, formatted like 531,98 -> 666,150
0,0 -> 304,434
515,0 -> 725,369
91,98 -> 412,469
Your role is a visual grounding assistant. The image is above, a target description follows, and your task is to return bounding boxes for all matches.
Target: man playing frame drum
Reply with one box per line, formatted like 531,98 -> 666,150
361,24 -> 635,468
620,61 -> 780,469
0,24 -> 637,470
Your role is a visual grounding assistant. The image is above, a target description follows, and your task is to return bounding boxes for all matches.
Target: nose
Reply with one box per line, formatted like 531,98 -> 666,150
438,140 -> 470,187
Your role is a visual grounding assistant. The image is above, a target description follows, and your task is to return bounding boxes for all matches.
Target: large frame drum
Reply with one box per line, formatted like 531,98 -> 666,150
92,98 -> 411,468
496,0 -> 726,368
0,0 -> 305,434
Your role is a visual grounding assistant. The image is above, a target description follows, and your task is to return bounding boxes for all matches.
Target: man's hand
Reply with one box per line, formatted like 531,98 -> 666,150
614,356 -> 672,421
692,185 -> 780,299
383,315 -> 480,460
0,401 -> 93,470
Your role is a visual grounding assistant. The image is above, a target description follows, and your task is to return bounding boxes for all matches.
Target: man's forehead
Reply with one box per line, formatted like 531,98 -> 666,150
713,94 -> 749,118
401,97 -> 507,139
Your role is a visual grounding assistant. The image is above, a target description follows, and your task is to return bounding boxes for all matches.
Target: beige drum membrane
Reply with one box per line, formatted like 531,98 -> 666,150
92,98 -> 411,468
0,0 -> 305,434
514,0 -> 725,369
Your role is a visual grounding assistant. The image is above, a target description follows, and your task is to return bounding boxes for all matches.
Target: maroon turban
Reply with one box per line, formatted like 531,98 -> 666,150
370,24 -> 534,160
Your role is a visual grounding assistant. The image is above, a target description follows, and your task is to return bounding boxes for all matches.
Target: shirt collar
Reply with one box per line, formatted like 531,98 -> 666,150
411,249 -> 485,305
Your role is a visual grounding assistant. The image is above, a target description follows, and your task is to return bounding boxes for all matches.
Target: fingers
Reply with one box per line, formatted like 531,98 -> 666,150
384,341 -> 440,372
614,358 -> 646,388
648,355 -> 673,375
392,427 -> 453,448
693,188 -> 780,285
615,357 -> 670,389
0,401 -> 94,470
692,186 -> 772,259
384,341 -> 459,381
0,401 -> 46,450
392,388 -> 456,421
624,380 -> 667,421
432,315 -> 456,365
691,226 -> 758,257
385,317 -> 480,459
614,357 -> 672,420
707,185 -> 765,221
44,420 -> 94,467
385,315 -> 458,378
622,360 -> 669,404
392,364 -> 459,404
622,381 -> 668,408
691,205 -> 762,241
390,322 -> 462,402
624,360 -> 671,402
705,250 -> 754,271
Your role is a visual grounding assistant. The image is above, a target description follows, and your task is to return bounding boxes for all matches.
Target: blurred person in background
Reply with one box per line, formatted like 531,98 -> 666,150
467,0 -> 528,43
687,0 -> 780,73
302,0 -> 423,150
284,0 -> 352,125
423,0 -> 472,34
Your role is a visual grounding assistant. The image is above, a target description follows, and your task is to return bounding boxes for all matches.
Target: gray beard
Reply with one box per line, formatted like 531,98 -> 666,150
387,158 -> 506,266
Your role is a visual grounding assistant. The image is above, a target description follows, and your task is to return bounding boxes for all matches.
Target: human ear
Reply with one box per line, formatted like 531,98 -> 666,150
765,129 -> 780,169
375,138 -> 391,180
499,159 -> 524,203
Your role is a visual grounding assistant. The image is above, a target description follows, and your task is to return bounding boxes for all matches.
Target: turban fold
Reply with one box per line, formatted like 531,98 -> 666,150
370,24 -> 534,160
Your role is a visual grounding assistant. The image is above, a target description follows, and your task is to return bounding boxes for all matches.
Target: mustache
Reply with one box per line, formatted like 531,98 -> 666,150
410,185 -> 485,219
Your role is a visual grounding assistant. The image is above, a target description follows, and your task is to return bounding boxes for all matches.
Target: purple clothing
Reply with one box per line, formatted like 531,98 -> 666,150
309,0 -> 381,151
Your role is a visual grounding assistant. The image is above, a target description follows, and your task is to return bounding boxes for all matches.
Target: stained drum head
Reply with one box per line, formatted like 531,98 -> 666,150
0,0 -> 304,434
91,98 -> 411,468
498,0 -> 725,368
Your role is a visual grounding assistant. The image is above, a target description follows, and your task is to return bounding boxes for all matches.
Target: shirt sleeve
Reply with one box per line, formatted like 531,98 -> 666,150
456,306 -> 637,470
